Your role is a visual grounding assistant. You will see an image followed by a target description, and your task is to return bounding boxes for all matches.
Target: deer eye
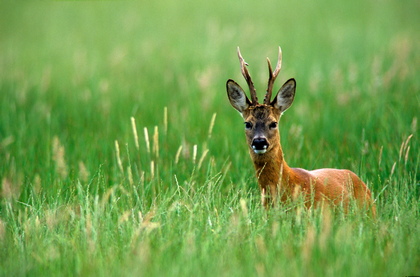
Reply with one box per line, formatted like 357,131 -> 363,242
269,122 -> 278,129
244,122 -> 253,130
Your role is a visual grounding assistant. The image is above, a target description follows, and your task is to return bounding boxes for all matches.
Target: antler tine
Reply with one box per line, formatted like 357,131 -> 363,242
264,46 -> 282,104
237,47 -> 258,104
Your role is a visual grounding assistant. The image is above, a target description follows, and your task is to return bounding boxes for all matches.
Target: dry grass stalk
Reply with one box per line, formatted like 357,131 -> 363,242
192,145 -> 197,164
114,140 -> 124,174
144,127 -> 150,153
118,210 -> 131,225
175,145 -> 183,164
140,210 -> 160,233
404,146 -> 411,165
399,134 -> 413,161
207,113 -> 217,139
163,107 -> 168,134
128,165 -> 134,186
197,149 -> 209,169
390,162 -> 397,177
131,117 -> 140,150
153,126 -> 159,158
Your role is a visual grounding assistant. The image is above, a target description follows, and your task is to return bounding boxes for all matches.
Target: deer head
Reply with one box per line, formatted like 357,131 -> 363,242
226,47 -> 296,155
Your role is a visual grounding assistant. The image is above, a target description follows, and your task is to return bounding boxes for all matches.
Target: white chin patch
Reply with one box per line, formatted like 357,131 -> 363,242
252,146 -> 267,154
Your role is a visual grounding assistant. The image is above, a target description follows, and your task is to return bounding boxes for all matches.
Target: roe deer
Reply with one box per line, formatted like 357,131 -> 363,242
226,47 -> 376,216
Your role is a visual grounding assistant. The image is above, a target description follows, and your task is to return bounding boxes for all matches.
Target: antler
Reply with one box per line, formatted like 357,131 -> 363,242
237,47 -> 258,105
264,46 -> 282,104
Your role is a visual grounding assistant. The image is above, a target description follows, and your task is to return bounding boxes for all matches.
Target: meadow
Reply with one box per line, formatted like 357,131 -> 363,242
0,0 -> 419,276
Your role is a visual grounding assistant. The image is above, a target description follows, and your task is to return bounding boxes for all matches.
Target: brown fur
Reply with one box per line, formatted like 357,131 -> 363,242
242,104 -> 376,216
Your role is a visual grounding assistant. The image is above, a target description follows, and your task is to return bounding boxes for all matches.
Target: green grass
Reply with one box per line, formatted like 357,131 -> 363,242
0,0 -> 419,276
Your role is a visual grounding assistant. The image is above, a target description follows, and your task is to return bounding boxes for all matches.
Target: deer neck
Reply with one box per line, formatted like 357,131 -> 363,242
250,144 -> 291,191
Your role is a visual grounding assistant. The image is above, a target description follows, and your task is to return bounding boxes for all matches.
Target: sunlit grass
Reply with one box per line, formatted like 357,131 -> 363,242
0,0 -> 419,276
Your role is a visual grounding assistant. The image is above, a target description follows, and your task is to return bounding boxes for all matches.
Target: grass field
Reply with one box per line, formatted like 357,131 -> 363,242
0,1 -> 419,276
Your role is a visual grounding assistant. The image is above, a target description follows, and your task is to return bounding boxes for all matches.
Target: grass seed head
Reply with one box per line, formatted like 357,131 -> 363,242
192,145 -> 197,164
175,145 -> 183,164
153,126 -> 159,158
163,107 -> 168,134
131,117 -> 140,150
144,127 -> 150,153
207,113 -> 217,139
115,140 -> 124,174
197,149 -> 209,169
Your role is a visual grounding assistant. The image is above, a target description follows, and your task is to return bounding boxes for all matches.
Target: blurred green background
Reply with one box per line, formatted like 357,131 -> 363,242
0,0 -> 419,276
1,0 -> 418,178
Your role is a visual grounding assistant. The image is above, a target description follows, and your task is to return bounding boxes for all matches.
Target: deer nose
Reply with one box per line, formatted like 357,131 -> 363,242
251,137 -> 269,154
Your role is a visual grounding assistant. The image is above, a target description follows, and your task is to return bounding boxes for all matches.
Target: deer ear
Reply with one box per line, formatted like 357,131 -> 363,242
271,78 -> 296,113
226,79 -> 251,113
